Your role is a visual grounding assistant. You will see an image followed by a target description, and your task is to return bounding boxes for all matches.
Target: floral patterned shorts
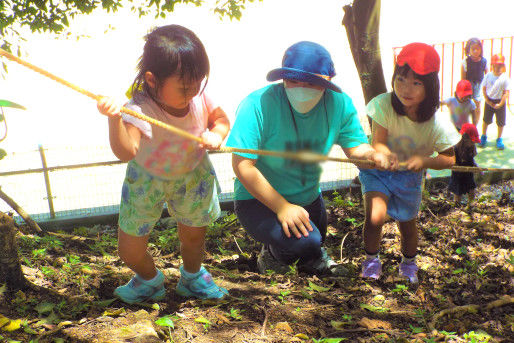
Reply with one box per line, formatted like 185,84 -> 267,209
119,156 -> 221,236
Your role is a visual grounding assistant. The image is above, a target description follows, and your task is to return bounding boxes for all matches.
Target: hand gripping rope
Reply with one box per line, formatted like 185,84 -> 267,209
1,48 -> 513,173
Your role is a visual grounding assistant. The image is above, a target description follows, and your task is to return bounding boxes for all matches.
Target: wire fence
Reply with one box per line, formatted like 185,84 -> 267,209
0,143 -> 361,224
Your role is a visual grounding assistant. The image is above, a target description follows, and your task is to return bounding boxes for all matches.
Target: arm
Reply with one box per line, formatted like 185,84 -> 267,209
343,121 -> 398,170
232,154 -> 313,239
496,90 -> 510,108
97,97 -> 142,162
201,107 -> 231,149
461,64 -> 466,80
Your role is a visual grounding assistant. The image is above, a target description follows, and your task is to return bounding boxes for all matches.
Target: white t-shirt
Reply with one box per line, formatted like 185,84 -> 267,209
482,72 -> 510,100
366,93 -> 460,162
122,91 -> 216,178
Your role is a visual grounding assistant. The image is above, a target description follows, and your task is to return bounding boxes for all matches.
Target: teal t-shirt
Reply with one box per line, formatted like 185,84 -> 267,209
226,83 -> 368,206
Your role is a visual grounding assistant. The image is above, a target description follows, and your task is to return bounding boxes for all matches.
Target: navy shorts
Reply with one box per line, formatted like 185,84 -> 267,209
234,194 -> 327,265
483,99 -> 506,126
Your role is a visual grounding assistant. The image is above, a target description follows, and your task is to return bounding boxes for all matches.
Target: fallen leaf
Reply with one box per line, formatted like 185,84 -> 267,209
307,281 -> 331,292
357,317 -> 392,330
2,319 -> 22,332
103,308 -> 126,317
275,321 -> 293,333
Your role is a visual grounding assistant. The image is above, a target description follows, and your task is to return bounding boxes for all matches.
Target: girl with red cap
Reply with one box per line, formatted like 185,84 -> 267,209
479,53 -> 510,150
359,42 -> 460,283
448,123 -> 481,206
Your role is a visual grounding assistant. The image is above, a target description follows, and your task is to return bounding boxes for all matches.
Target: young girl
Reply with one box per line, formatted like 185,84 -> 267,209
97,24 -> 230,303
461,38 -> 487,124
359,43 -> 459,283
448,123 -> 480,206
480,54 -> 510,150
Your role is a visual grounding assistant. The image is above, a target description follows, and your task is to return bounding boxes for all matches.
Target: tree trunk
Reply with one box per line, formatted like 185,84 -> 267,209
0,212 -> 28,290
342,0 -> 387,112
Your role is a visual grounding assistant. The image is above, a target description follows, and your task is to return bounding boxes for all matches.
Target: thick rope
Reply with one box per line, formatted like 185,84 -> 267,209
1,48 -> 513,173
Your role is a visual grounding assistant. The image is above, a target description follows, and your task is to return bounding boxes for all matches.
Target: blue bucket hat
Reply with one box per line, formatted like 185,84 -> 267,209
266,41 -> 341,93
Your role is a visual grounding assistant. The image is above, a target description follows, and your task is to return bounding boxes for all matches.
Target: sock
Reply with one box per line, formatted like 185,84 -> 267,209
365,250 -> 379,260
401,254 -> 417,263
139,269 -> 162,284
181,266 -> 203,279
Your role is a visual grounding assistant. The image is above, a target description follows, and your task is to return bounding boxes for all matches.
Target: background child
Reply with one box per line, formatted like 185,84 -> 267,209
97,24 -> 230,303
461,38 -> 487,124
441,79 -> 477,131
359,43 -> 459,283
448,123 -> 480,206
480,53 -> 510,150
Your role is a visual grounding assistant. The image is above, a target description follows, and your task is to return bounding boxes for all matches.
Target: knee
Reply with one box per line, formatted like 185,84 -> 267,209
365,212 -> 386,229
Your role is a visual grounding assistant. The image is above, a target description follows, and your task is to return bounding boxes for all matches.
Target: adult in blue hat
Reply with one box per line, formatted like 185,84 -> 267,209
225,41 -> 392,275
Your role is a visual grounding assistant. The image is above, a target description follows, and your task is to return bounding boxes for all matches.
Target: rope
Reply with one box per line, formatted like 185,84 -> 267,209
1,48 -> 513,173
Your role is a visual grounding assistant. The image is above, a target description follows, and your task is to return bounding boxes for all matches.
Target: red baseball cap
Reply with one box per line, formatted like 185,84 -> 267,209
491,54 -> 505,65
396,42 -> 440,75
460,123 -> 480,143
455,79 -> 473,98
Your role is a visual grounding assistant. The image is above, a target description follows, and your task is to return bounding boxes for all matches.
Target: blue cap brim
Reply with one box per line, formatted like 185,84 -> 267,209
266,68 -> 341,93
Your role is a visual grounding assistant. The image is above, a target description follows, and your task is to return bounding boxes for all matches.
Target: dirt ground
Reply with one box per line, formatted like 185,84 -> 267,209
0,179 -> 513,343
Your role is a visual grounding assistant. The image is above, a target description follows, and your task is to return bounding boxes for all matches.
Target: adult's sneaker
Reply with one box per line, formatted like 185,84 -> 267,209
257,245 -> 290,274
399,261 -> 419,283
176,266 -> 228,299
302,247 -> 347,276
361,257 -> 382,280
114,269 -> 166,304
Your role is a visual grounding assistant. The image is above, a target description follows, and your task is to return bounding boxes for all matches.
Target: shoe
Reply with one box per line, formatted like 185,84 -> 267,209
361,257 -> 382,280
496,138 -> 505,150
176,266 -> 227,299
399,261 -> 419,283
257,245 -> 290,274
479,135 -> 487,147
114,269 -> 165,304
302,248 -> 348,276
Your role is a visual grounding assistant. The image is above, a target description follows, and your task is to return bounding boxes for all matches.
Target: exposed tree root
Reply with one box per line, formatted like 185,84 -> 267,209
428,295 -> 514,332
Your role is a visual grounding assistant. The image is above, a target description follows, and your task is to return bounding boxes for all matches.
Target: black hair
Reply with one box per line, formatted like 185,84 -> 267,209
464,38 -> 483,57
131,24 -> 209,103
391,64 -> 440,122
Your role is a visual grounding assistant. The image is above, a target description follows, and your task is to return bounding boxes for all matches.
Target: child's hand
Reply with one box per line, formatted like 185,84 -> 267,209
97,96 -> 122,118
370,151 -> 399,171
200,130 -> 223,150
276,203 -> 313,239
404,155 -> 425,172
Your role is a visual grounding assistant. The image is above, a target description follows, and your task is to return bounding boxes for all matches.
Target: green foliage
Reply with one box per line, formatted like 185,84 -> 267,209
1,0 -> 261,53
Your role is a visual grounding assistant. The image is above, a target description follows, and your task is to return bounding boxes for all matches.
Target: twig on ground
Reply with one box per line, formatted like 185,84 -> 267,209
234,236 -> 244,255
339,232 -> 350,263
260,306 -> 269,337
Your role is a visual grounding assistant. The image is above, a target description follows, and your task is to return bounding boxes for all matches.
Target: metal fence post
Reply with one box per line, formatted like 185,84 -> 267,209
38,144 -> 55,218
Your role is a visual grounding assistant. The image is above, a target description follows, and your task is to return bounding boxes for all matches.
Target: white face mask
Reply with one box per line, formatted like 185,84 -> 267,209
285,86 -> 324,113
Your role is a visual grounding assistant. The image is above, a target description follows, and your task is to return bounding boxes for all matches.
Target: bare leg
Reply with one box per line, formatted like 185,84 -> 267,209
118,228 -> 157,280
497,125 -> 504,139
454,194 -> 462,204
468,190 -> 475,205
363,192 -> 389,254
178,223 -> 206,274
473,99 -> 480,126
398,219 -> 418,258
482,122 -> 488,136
